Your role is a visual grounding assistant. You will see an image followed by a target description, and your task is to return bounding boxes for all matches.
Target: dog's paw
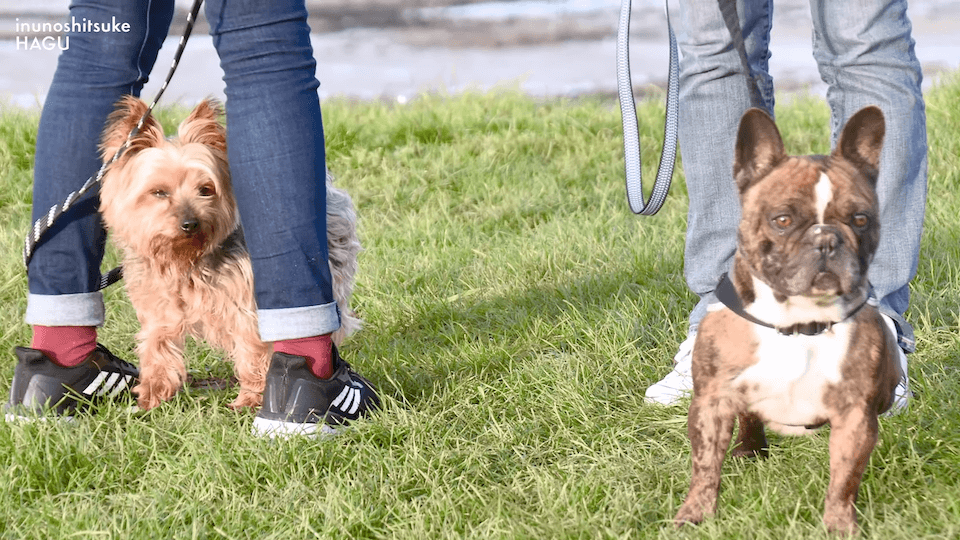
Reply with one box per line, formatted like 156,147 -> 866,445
133,384 -> 164,410
228,389 -> 263,410
823,507 -> 859,536
673,503 -> 708,529
133,373 -> 183,410
731,444 -> 769,459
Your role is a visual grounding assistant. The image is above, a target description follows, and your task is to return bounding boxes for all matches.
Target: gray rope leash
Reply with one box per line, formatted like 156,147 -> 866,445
617,0 -> 680,215
23,0 -> 204,290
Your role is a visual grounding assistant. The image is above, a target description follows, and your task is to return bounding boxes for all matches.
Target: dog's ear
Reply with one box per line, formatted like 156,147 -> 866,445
733,108 -> 786,195
178,99 -> 226,153
833,105 -> 885,186
99,95 -> 165,161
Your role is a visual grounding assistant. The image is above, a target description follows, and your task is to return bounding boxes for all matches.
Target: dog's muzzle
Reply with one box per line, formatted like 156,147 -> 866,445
180,217 -> 200,234
812,225 -> 843,259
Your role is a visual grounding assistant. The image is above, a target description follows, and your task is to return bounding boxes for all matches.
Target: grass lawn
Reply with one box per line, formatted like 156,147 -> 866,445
0,73 -> 959,539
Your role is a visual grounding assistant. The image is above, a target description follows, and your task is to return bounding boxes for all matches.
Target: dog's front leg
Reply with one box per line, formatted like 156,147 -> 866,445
674,395 -> 736,527
201,262 -> 271,410
822,408 -> 878,536
134,323 -> 187,410
224,327 -> 270,410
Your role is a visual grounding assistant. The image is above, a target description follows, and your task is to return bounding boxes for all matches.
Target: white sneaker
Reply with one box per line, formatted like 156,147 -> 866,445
881,314 -> 911,415
644,333 -> 695,406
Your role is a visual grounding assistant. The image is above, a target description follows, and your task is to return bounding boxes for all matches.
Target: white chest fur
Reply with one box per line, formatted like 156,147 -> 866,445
734,321 -> 852,433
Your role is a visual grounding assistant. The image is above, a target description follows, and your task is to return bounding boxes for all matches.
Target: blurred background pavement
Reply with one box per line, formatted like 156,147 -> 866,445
2,0 -> 959,107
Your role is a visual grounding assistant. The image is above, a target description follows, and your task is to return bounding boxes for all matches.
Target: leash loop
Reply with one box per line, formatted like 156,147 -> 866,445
617,0 -> 680,215
23,0 -> 204,290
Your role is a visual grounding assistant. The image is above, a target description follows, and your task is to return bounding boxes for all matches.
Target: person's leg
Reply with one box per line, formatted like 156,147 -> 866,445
810,0 -> 926,353
26,0 -> 174,329
678,0 -> 775,333
204,0 -> 378,436
8,0 -> 173,418
646,0 -> 774,404
811,0 -> 926,410
206,0 -> 336,334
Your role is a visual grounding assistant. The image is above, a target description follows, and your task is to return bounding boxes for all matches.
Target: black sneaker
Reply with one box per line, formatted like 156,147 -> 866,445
252,345 -> 380,438
4,344 -> 139,420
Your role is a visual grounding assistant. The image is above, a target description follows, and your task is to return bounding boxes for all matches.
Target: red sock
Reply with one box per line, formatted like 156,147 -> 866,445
31,325 -> 98,368
273,334 -> 334,379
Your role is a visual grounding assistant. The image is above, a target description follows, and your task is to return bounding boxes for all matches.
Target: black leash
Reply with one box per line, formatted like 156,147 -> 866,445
717,0 -> 763,109
23,0 -> 204,291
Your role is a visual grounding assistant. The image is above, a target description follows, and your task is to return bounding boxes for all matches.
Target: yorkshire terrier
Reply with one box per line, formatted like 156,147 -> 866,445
98,96 -> 361,410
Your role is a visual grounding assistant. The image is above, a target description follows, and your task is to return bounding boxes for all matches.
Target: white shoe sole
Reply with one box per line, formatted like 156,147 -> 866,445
251,416 -> 341,439
3,412 -> 75,423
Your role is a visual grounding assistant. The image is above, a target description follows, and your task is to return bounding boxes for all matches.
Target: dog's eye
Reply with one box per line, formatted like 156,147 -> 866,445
852,213 -> 870,229
152,189 -> 169,199
772,214 -> 792,229
198,185 -> 216,197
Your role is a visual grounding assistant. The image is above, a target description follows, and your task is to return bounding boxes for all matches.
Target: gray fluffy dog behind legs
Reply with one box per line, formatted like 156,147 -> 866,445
325,171 -> 363,346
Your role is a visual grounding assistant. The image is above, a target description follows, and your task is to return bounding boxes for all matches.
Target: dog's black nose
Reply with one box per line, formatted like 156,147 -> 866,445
814,226 -> 841,257
180,219 -> 200,234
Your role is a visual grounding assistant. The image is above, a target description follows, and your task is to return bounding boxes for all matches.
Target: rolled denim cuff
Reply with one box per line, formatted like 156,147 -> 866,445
24,292 -> 106,327
877,307 -> 916,354
688,291 -> 720,335
257,302 -> 341,342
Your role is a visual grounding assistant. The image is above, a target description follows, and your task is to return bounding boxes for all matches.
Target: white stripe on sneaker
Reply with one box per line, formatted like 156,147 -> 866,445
331,384 -> 362,416
103,373 -> 120,395
82,372 -> 109,396
344,388 -> 359,415
108,375 -> 132,398
80,371 -> 134,398
332,386 -> 350,408
346,386 -> 361,415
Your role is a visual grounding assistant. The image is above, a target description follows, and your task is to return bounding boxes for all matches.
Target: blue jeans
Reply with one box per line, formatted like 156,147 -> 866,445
25,0 -> 340,342
677,0 -> 926,352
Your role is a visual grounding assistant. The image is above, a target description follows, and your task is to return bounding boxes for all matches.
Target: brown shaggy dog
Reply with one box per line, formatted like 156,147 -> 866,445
98,96 -> 360,410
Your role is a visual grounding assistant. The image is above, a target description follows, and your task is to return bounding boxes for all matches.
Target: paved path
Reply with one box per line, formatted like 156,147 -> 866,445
2,0 -> 959,107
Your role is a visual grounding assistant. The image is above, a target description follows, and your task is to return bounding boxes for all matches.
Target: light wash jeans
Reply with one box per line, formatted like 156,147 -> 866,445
25,0 -> 341,342
677,0 -> 927,352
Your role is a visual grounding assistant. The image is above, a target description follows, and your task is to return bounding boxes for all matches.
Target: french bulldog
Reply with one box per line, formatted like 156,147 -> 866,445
673,106 -> 902,535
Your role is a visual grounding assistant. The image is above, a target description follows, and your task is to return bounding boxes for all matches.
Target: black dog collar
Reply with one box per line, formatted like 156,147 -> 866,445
715,273 -> 869,336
